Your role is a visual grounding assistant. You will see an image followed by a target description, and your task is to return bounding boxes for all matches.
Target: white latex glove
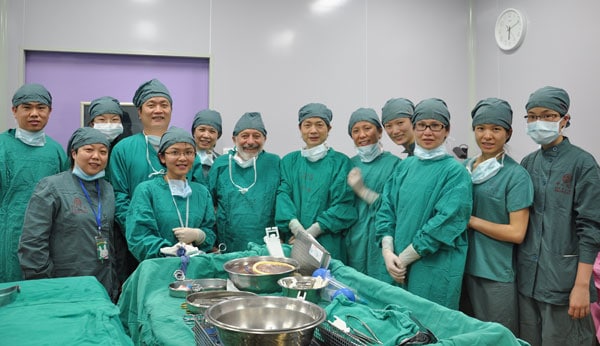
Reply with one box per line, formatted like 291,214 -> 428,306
397,244 -> 421,267
173,227 -> 205,245
289,219 -> 305,236
306,222 -> 323,238
347,167 -> 379,204
381,236 -> 406,283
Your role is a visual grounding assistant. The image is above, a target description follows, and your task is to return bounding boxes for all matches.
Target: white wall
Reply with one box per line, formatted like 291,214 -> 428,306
3,0 -> 599,160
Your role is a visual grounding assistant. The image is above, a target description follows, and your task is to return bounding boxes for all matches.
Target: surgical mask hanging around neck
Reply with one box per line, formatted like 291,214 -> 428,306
301,143 -> 328,162
72,164 -> 105,181
233,153 -> 255,168
15,127 -> 46,147
145,134 -> 161,151
167,177 -> 192,198
356,142 -> 383,163
414,143 -> 448,161
197,150 -> 214,166
469,153 -> 504,184
94,123 -> 123,142
526,119 -> 562,145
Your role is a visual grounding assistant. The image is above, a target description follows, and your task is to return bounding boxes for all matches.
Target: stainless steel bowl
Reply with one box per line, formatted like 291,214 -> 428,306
205,296 -> 326,346
278,276 -> 327,304
224,256 -> 299,293
168,278 -> 227,298
186,290 -> 256,314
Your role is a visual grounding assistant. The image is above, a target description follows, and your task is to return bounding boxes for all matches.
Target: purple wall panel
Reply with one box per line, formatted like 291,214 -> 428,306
25,51 -> 209,149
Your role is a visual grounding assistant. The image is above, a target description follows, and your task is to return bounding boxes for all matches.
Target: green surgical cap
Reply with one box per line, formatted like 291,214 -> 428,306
68,127 -> 110,155
12,83 -> 52,107
192,109 -> 222,138
381,98 -> 414,124
158,126 -> 196,154
347,108 -> 381,137
525,86 -> 570,116
89,96 -> 123,122
413,98 -> 450,126
298,103 -> 333,126
471,98 -> 513,130
233,112 -> 267,136
132,79 -> 172,108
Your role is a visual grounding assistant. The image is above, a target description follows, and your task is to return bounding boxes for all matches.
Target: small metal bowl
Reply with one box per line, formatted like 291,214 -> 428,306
278,276 -> 327,304
185,290 -> 257,314
0,285 -> 20,307
168,278 -> 227,298
224,256 -> 299,293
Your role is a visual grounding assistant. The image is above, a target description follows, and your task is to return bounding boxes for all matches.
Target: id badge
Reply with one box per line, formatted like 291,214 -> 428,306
96,236 -> 109,261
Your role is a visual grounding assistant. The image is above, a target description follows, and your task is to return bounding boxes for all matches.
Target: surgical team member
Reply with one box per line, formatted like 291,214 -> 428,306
126,127 -> 216,261
108,79 -> 175,279
345,108 -> 401,283
518,86 -> 600,346
191,109 -> 222,186
276,103 -> 357,262
462,98 -> 533,335
0,83 -> 69,283
87,96 -> 124,146
208,112 -> 280,253
19,127 -> 117,300
375,98 -> 472,310
381,97 -> 416,156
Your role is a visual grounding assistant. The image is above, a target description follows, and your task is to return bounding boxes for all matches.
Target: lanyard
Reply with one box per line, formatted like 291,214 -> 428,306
78,178 -> 102,234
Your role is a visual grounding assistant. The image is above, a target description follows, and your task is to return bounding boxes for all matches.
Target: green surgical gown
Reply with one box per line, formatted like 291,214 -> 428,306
0,130 -> 68,282
347,152 -> 400,283
208,150 -> 280,253
276,148 -> 358,262
519,138 -> 600,305
126,177 -> 216,261
376,155 -> 472,309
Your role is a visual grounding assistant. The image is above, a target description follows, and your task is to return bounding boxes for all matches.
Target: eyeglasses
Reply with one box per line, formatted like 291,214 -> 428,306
524,114 -> 561,122
414,122 -> 446,132
164,150 -> 196,158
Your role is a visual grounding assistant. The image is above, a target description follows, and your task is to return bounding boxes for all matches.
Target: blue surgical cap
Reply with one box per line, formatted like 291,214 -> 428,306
192,109 -> 223,138
12,83 -> 52,107
413,98 -> 451,126
89,96 -> 123,122
233,112 -> 267,136
471,98 -> 513,130
133,79 -> 172,108
298,103 -> 333,126
347,108 -> 381,137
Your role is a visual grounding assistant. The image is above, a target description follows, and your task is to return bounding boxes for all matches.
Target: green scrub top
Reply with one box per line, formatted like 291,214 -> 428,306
464,154 -> 533,282
376,155 -> 472,309
519,138 -> 600,305
126,177 -> 216,261
347,151 -> 400,283
208,150 -> 281,253
276,148 -> 358,262
0,130 -> 69,282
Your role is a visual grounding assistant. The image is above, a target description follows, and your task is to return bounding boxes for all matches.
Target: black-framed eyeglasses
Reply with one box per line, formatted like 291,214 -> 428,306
523,114 -> 561,122
164,150 -> 196,158
414,122 -> 446,132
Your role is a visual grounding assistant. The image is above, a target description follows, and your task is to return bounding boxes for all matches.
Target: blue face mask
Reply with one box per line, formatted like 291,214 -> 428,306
167,178 -> 192,198
356,142 -> 383,163
197,150 -> 214,166
15,128 -> 46,147
301,143 -> 328,162
526,119 -> 562,145
469,153 -> 504,184
414,143 -> 448,161
72,164 -> 105,181
146,135 -> 161,150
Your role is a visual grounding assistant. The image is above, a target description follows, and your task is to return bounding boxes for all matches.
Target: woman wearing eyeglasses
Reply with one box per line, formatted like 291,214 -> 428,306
126,127 -> 216,261
461,98 -> 533,335
375,98 -> 472,310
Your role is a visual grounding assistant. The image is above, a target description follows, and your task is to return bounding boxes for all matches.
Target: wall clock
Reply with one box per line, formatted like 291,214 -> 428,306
495,8 -> 527,52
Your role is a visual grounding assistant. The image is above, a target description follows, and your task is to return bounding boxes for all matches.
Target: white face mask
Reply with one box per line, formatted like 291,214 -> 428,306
526,119 -> 562,145
94,123 -> 123,142
15,128 -> 46,147
469,153 -> 504,184
167,178 -> 192,198
232,153 -> 255,168
72,164 -> 105,181
197,150 -> 214,166
414,143 -> 448,161
356,142 -> 383,163
146,135 -> 161,150
301,143 -> 329,162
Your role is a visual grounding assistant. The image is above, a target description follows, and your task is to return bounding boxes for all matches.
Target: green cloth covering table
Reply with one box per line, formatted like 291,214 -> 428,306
118,243 -> 529,345
0,276 -> 133,345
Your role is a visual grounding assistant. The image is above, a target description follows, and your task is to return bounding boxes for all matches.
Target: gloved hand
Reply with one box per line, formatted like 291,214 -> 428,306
160,242 -> 201,257
173,227 -> 206,245
306,222 -> 323,238
347,167 -> 379,204
397,244 -> 421,268
383,249 -> 406,283
289,219 -> 305,236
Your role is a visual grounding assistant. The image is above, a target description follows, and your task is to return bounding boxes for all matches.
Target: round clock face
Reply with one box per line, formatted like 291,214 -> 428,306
495,8 -> 526,51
